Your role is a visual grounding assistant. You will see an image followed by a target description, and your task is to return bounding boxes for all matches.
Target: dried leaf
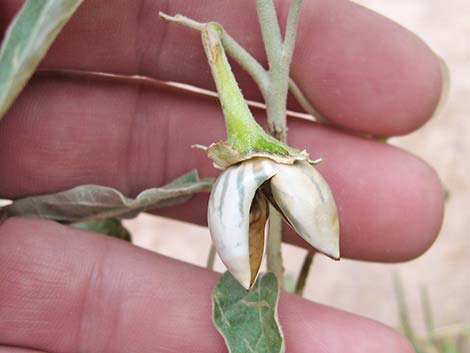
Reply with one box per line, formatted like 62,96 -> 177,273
3,170 -> 213,222
73,218 -> 131,242
213,272 -> 285,353
0,0 -> 83,119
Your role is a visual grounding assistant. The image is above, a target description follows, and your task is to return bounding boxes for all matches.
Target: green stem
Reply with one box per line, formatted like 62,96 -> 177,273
159,12 -> 204,31
283,0 -> 302,68
221,31 -> 269,92
295,251 -> 315,296
261,0 -> 302,287
288,78 -> 329,123
160,2 -> 306,289
206,243 -> 217,270
266,208 -> 284,287
201,23 -> 287,155
265,0 -> 303,141
256,0 -> 283,69
159,11 -> 329,124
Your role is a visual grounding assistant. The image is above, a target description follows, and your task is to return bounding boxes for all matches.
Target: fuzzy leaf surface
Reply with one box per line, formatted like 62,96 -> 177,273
0,0 -> 83,119
3,170 -> 213,222
73,218 -> 132,242
213,272 -> 284,353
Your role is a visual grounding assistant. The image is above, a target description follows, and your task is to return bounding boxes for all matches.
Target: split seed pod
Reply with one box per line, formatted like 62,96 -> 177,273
208,158 -> 339,289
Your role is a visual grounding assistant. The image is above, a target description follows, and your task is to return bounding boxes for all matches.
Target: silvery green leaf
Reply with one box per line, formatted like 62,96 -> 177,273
208,159 -> 276,289
213,272 -> 285,353
73,218 -> 132,242
3,170 -> 213,222
0,0 -> 83,119
268,160 -> 340,259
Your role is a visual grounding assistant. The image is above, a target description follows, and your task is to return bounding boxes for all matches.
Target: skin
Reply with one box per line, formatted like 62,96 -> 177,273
0,0 -> 444,352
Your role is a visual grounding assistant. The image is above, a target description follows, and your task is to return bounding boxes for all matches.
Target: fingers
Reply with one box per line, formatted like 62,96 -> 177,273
0,348 -> 46,353
0,76 -> 444,261
0,0 -> 442,135
0,217 -> 414,353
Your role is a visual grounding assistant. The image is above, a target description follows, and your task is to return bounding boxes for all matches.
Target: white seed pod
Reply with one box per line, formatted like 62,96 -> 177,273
208,157 -> 340,289
208,158 -> 276,289
268,160 -> 340,259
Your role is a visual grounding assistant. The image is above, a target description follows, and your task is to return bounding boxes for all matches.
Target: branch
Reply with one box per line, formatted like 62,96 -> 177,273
255,0 -> 290,286
256,0 -> 283,69
159,11 -> 328,124
158,12 -> 204,31
221,31 -> 269,93
288,78 -> 330,123
282,0 -> 302,67
159,12 -> 269,96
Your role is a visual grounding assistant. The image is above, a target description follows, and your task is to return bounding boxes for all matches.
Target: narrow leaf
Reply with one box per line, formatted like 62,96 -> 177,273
213,272 -> 285,353
73,218 -> 132,242
3,170 -> 213,222
441,339 -> 461,353
420,285 -> 436,345
393,274 -> 425,353
0,0 -> 83,119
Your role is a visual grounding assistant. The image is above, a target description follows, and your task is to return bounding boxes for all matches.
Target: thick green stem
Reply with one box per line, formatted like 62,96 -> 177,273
266,0 -> 302,141
201,23 -> 288,155
159,11 -> 329,124
265,70 -> 289,142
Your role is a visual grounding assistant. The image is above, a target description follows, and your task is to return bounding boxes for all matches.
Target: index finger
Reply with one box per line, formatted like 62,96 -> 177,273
0,0 -> 443,136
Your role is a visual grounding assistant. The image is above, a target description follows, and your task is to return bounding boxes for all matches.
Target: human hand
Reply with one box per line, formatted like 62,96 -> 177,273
0,0 -> 444,352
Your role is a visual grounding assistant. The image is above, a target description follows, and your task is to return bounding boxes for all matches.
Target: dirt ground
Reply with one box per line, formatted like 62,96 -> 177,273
125,0 -> 469,343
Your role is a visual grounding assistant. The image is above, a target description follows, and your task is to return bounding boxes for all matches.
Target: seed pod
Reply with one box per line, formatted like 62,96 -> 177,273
267,160 -> 340,259
208,158 -> 340,289
208,159 -> 276,289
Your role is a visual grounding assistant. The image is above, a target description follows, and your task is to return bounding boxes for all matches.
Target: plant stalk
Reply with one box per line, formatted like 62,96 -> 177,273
295,251 -> 315,296
158,11 -> 328,124
206,243 -> 217,270
160,0 -> 306,288
259,0 -> 303,288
